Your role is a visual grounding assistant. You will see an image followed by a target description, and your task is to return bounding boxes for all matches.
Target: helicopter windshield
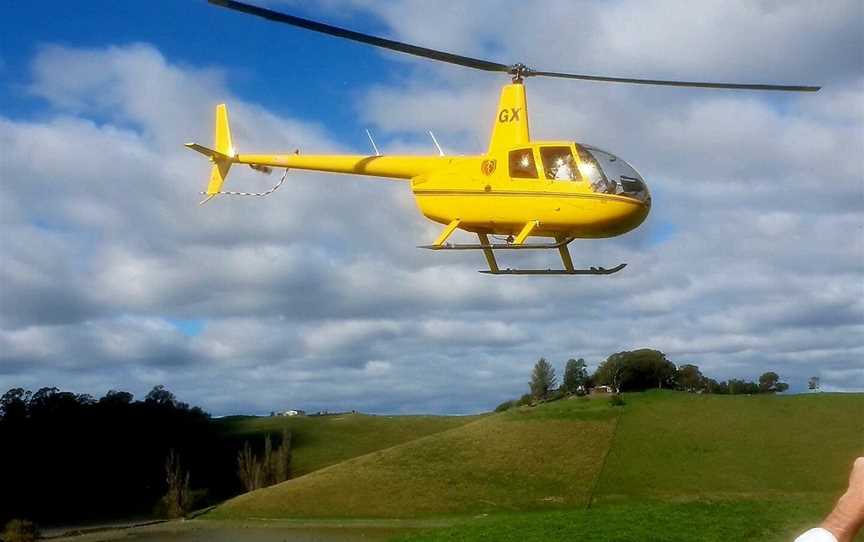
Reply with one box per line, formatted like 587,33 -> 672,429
575,144 -> 650,203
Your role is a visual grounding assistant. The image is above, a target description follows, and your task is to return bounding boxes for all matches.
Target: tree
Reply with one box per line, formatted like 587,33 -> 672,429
678,364 -> 705,392
808,376 -> 821,391
27,388 -> 80,418
594,353 -> 627,393
759,372 -> 779,392
645,353 -> 677,389
728,378 -> 759,395
0,385 -> 217,527
236,431 -> 292,493
758,372 -> 788,393
27,387 -> 59,414
562,358 -> 588,394
237,442 -> 263,492
593,349 -> 676,392
530,358 -> 557,400
145,385 -> 177,407
274,429 -> 292,483
99,390 -> 133,406
708,379 -> 728,394
262,435 -> 275,486
161,450 -> 191,518
0,388 -> 31,421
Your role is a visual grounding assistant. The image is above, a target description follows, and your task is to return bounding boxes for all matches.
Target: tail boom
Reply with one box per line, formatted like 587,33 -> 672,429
233,153 -> 452,180
187,104 -> 464,201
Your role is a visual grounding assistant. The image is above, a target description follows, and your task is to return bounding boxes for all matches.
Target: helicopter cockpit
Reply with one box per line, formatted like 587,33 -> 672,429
532,144 -> 649,203
574,144 -> 650,203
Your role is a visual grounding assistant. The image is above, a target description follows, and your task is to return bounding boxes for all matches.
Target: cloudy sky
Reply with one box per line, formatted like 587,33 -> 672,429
1,1 -> 862,415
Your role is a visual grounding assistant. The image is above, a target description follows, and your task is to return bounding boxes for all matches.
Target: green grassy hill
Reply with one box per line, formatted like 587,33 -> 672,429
207,392 -> 863,540
217,412 -> 483,477
213,398 -> 617,518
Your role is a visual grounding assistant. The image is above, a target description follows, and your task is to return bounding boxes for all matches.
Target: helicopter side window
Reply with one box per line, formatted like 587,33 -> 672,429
509,149 -> 538,179
539,146 -> 579,181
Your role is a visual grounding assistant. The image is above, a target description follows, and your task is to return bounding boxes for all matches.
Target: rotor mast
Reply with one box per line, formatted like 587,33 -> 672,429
488,82 -> 530,154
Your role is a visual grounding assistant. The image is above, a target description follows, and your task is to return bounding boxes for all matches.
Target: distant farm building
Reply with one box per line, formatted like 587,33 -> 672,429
279,409 -> 305,416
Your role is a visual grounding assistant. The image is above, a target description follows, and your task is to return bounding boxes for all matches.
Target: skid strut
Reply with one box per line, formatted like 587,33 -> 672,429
419,223 -> 626,276
477,233 -> 499,273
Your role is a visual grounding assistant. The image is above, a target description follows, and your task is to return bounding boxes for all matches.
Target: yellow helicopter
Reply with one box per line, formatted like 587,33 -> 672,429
188,0 -> 819,275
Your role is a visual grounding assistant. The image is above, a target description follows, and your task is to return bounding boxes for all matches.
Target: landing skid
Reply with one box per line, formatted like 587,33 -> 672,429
480,264 -> 627,275
420,225 -> 626,276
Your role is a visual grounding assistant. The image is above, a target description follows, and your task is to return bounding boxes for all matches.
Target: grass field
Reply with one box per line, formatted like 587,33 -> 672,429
217,412 -> 483,477
594,391 -> 864,502
206,391 -> 863,540
394,499 -> 833,542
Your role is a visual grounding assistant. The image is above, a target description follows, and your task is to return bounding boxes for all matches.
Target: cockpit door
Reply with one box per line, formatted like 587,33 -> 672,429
539,146 -> 579,182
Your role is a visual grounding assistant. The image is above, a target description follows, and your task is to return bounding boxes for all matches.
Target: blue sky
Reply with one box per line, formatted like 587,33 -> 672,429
1,1 -> 862,415
2,1 -> 397,146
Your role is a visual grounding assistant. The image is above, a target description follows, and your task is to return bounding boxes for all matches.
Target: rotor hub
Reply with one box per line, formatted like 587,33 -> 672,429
508,63 -> 532,83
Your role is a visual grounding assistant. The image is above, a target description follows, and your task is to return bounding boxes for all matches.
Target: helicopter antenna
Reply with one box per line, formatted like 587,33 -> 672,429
428,131 -> 445,157
208,0 -> 820,92
365,129 -> 382,156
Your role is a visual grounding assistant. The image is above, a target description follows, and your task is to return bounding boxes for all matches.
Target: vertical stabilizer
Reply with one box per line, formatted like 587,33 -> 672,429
205,104 -> 235,197
487,83 -> 530,153
214,104 -> 234,157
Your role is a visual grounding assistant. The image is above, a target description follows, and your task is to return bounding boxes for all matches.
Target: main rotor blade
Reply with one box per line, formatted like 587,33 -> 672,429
208,0 -> 510,73
209,0 -> 820,93
527,70 -> 820,92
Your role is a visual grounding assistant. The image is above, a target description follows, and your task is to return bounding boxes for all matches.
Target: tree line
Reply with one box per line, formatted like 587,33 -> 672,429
499,348 -> 791,410
0,385 -> 291,527
593,349 -> 789,395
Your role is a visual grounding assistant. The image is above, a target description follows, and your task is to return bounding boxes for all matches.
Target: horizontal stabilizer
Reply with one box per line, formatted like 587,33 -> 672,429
185,142 -> 233,162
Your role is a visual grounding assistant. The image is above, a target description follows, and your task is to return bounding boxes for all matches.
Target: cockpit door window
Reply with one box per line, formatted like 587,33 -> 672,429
539,146 -> 579,181
508,149 -> 539,179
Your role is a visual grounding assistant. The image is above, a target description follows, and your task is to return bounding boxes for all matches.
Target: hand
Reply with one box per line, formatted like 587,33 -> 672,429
822,457 -> 864,542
